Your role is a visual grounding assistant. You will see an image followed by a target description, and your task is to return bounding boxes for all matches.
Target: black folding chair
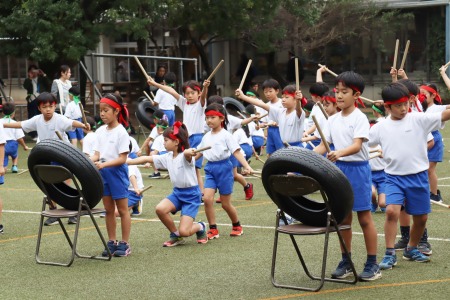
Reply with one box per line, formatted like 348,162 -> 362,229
270,175 -> 357,292
33,164 -> 111,267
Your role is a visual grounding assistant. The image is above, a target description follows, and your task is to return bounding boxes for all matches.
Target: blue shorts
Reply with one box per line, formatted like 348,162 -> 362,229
204,159 -> 234,195
67,127 -> 84,140
167,185 -> 202,219
128,190 -> 142,207
385,171 -> 431,215
288,141 -> 303,148
266,126 -> 283,154
4,140 -> 18,166
128,152 -> 138,159
428,130 -> 443,162
336,161 -> 372,212
252,136 -> 265,149
0,175 -> 3,184
161,109 -> 175,126
100,164 -> 130,200
189,133 -> 204,169
230,143 -> 253,167
305,138 -> 321,150
372,170 -> 386,194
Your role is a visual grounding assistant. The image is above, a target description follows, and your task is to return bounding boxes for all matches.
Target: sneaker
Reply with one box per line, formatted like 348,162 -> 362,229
196,222 -> 208,244
102,240 -> 117,257
230,226 -> 243,236
244,183 -> 254,200
380,207 -> 386,213
115,241 -> 131,257
430,192 -> 442,203
44,217 -> 59,226
331,260 -> 353,279
379,254 -> 397,270
163,233 -> 186,247
279,214 -> 294,226
394,236 -> 409,251
11,165 -> 18,173
68,216 -> 77,224
99,212 -> 106,218
131,200 -> 143,216
403,247 -> 431,262
148,172 -> 161,179
437,189 -> 444,202
370,203 -> 378,213
207,228 -> 219,240
0,224 -> 3,234
358,263 -> 382,281
418,241 -> 433,256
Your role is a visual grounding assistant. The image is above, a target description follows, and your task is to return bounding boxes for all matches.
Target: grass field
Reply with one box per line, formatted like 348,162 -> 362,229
2,126 -> 450,300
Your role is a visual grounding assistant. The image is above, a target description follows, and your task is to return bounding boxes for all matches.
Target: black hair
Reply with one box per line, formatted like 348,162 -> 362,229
242,124 -> 250,138
245,104 -> 256,115
94,115 -> 104,127
153,109 -> 166,121
28,65 -> 38,72
85,116 -> 96,130
397,79 -> 419,96
207,95 -> 224,106
261,79 -> 280,91
423,83 -> 441,106
246,89 -> 260,98
309,82 -> 329,97
205,103 -> 229,130
36,92 -> 57,106
282,84 -> 296,94
163,122 -> 190,153
164,72 -> 177,85
381,82 -> 409,103
303,100 -> 315,112
59,65 -> 70,76
156,119 -> 169,130
102,93 -> 129,128
335,71 -> 365,94
69,85 -> 80,96
2,102 -> 15,115
182,80 -> 202,94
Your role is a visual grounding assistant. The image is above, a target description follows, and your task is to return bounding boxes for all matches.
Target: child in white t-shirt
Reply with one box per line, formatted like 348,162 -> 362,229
64,85 -> 84,147
82,116 -> 97,156
148,119 -> 169,179
153,72 -> 178,126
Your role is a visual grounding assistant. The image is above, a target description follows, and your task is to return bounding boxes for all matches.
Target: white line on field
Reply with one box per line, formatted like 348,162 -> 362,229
5,209 -> 450,243
438,177 -> 450,181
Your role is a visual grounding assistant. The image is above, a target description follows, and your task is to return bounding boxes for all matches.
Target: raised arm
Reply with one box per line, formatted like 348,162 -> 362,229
316,65 -> 327,82
295,90 -> 303,118
147,77 -> 181,100
440,64 -> 450,91
235,89 -> 270,111
200,80 -> 210,107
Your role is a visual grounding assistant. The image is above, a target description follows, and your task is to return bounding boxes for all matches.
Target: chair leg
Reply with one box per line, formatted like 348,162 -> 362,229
74,213 -> 112,261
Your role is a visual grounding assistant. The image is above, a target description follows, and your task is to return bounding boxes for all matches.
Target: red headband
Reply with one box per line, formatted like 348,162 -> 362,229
100,98 -> 121,111
168,121 -> 185,151
322,96 -> 336,103
346,85 -> 366,108
205,110 -> 224,117
420,85 -> 442,103
310,93 -> 319,98
282,91 -> 296,98
384,96 -> 409,105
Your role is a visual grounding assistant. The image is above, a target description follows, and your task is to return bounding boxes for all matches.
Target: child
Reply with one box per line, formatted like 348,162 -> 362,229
153,72 -> 178,126
127,162 -> 144,216
197,104 -> 254,239
369,82 -> 450,270
0,102 -> 30,172
64,85 -> 84,147
236,84 -> 305,147
148,119 -> 169,178
0,121 -> 6,233
368,119 -> 386,214
128,122 -> 207,246
90,93 -> 131,257
244,104 -> 266,156
303,81 -> 330,150
82,116 -> 97,156
140,109 -> 167,155
314,71 -> 381,281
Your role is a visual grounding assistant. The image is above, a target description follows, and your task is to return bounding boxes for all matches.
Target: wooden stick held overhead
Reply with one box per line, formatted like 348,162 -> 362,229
399,40 -> 410,70
295,57 -> 300,91
207,60 -> 224,81
318,64 -> 338,77
143,91 -> 155,106
134,56 -> 151,80
312,115 -> 331,153
392,39 -> 399,69
238,60 -> 252,91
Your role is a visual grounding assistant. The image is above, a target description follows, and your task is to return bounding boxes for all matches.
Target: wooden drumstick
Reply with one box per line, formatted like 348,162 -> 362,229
256,156 -> 266,164
140,185 -> 153,194
237,111 -> 247,119
55,131 -> 63,141
369,152 -> 382,160
18,169 -> 29,175
143,91 -> 155,106
317,102 -> 329,120
308,141 -> 316,149
78,102 -> 88,127
295,57 -> 300,91
312,115 -> 331,153
318,64 -> 338,77
360,96 -> 376,104
399,40 -> 410,70
392,39 -> 399,69
134,56 -> 151,80
193,146 -> 212,154
431,200 -> 450,209
151,91 -> 156,99
238,59 -> 252,91
283,141 -> 290,148
257,113 -> 269,120
207,60 -> 224,81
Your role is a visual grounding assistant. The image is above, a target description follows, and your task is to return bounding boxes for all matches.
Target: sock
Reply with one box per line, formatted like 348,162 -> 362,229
198,222 -> 205,232
209,224 -> 217,230
342,252 -> 351,262
367,255 -> 377,265
386,248 -> 395,256
420,228 -> 428,242
232,221 -> 241,227
174,231 -> 179,236
244,183 -> 250,189
400,226 -> 410,240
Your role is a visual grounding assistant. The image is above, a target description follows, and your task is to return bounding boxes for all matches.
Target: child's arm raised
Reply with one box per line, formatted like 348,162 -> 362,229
127,155 -> 155,165
147,77 -> 181,101
316,65 -> 327,82
232,149 -> 254,174
200,80 -> 210,107
235,89 -> 270,111
295,90 -> 303,118
326,138 -> 364,163
440,64 -> 450,90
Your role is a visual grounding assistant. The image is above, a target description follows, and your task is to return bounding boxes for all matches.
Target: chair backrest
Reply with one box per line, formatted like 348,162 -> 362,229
33,165 -> 83,201
270,175 -> 321,197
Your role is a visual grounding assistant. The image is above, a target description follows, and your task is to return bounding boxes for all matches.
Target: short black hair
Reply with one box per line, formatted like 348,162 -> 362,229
36,92 -> 57,106
261,79 -> 280,91
335,71 -> 365,94
153,109 -> 166,120
309,82 -> 329,97
85,116 -> 96,130
69,85 -> 80,96
381,82 -> 409,103
303,100 -> 315,112
2,102 -> 15,115
164,72 -> 177,85
245,104 -> 256,115
398,79 -> 419,96
207,95 -> 224,106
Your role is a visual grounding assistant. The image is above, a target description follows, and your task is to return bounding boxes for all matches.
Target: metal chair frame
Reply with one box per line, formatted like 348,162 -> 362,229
34,164 -> 112,267
134,111 -> 150,143
270,175 -> 357,292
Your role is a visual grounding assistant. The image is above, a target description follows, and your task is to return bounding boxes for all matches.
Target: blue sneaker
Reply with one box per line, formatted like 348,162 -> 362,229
102,240 -> 117,257
114,241 -> 131,257
331,260 -> 353,279
418,242 -> 432,256
403,247 -> 431,262
131,200 -> 143,216
370,203 -> 378,213
380,207 -> 386,213
379,253 -> 397,270
11,165 -> 18,173
196,222 -> 208,244
358,263 -> 382,281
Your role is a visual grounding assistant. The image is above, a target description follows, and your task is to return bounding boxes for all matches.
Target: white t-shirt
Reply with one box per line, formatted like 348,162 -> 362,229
176,96 -> 206,136
227,115 -> 242,133
153,152 -> 198,188
268,106 -> 305,143
64,101 -> 82,120
267,99 -> 283,123
369,112 -> 442,175
324,109 -> 370,162
425,104 -> 447,129
233,128 -> 253,146
93,124 -> 129,162
255,104 -> 268,122
151,134 -> 166,153
128,165 -> 144,191
129,136 -> 139,154
154,89 -> 177,111
0,123 -> 6,144
82,131 -> 97,156
248,121 -> 264,138
21,113 -> 73,143
311,104 -> 328,138
199,129 -> 240,162
0,119 -> 25,141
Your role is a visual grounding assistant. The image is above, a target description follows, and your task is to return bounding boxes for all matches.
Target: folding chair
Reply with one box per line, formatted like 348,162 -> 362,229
135,111 -> 150,143
33,164 -> 112,267
270,175 -> 357,292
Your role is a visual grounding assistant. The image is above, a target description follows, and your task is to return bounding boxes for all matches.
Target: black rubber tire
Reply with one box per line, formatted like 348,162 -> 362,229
28,139 -> 103,210
262,147 -> 353,226
223,97 -> 245,116
136,99 -> 157,130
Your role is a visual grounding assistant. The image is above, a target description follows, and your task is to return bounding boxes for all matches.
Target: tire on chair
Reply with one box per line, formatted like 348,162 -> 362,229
262,147 -> 353,226
136,99 -> 157,130
223,97 -> 245,116
28,139 -> 103,210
